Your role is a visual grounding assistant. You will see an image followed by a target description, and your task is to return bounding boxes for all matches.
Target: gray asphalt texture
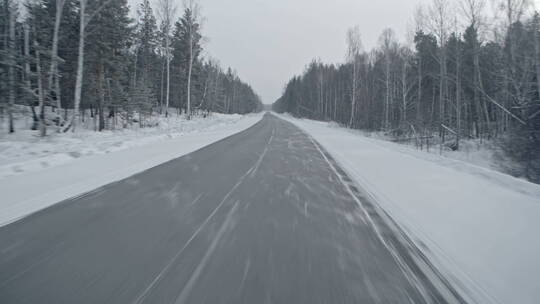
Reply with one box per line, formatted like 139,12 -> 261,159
0,114 -> 458,304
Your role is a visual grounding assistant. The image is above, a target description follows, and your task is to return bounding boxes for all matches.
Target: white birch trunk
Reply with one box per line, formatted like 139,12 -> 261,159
165,35 -> 170,117
64,0 -> 86,132
49,0 -> 66,124
348,61 -> 356,127
187,25 -> 193,119
385,55 -> 391,130
34,35 -> 46,137
6,0 -> 15,133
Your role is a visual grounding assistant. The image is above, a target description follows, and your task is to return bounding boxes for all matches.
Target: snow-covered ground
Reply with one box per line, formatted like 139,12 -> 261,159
345,126 -> 520,180
0,113 -> 256,179
277,113 -> 540,304
0,113 -> 263,227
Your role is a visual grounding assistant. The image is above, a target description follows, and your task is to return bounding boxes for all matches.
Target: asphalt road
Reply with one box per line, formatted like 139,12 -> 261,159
0,114 -> 457,304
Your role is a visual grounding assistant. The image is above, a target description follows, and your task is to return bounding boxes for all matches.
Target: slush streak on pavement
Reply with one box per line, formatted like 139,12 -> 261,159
0,114 -> 455,303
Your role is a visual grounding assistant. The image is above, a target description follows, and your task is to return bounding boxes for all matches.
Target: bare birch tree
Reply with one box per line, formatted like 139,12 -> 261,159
183,0 -> 201,120
4,0 -> 15,133
346,26 -> 362,128
48,0 -> 66,127
414,5 -> 426,124
157,0 -> 176,117
379,28 -> 398,131
23,23 -> 40,130
428,0 -> 452,145
65,0 -> 86,132
33,28 -> 46,137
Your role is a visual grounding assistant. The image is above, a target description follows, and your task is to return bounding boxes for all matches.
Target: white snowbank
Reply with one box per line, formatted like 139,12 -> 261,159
348,127 -> 520,179
0,113 -> 253,179
0,113 -> 263,227
277,113 -> 540,304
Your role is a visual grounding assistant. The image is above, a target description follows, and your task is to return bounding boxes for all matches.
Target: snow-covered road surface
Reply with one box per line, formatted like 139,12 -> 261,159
0,113 -> 263,227
0,114 -> 458,303
278,113 -> 540,304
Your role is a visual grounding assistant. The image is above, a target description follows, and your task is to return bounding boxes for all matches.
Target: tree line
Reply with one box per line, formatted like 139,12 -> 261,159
0,0 -> 263,136
273,0 -> 540,182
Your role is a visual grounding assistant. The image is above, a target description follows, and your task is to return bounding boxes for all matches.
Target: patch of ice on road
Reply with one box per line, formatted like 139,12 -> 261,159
276,113 -> 540,304
0,113 -> 263,227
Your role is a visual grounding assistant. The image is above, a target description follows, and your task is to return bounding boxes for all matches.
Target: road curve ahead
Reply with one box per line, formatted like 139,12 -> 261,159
0,113 -> 454,304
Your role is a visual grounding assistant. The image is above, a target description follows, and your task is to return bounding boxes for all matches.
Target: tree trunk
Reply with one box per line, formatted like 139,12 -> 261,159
159,57 -> 165,114
48,0 -> 66,125
55,72 -> 62,128
187,28 -> 193,120
385,56 -> 391,130
165,35 -> 170,117
34,35 -> 46,137
24,25 -> 40,132
534,15 -> 540,122
402,59 -> 408,125
439,46 -> 446,150
6,0 -> 15,133
456,38 -> 462,150
65,0 -> 86,132
417,55 -> 422,126
348,60 -> 357,127
97,61 -> 106,132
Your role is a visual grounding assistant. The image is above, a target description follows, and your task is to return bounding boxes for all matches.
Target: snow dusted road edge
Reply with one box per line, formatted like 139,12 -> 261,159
0,113 -> 263,227
275,113 -> 540,304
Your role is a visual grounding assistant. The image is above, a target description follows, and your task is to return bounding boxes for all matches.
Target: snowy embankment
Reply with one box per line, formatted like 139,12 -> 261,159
0,113 -> 263,227
276,113 -> 540,304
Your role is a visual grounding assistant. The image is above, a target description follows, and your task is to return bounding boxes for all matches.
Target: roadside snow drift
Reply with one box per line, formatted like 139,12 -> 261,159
0,113 -> 263,227
277,113 -> 540,304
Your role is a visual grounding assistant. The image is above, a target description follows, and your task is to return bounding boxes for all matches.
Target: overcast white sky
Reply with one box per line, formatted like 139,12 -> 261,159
130,0 -> 538,104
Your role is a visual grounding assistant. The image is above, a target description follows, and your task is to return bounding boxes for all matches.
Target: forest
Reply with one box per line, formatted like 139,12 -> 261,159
273,0 -> 540,182
0,0 -> 263,135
